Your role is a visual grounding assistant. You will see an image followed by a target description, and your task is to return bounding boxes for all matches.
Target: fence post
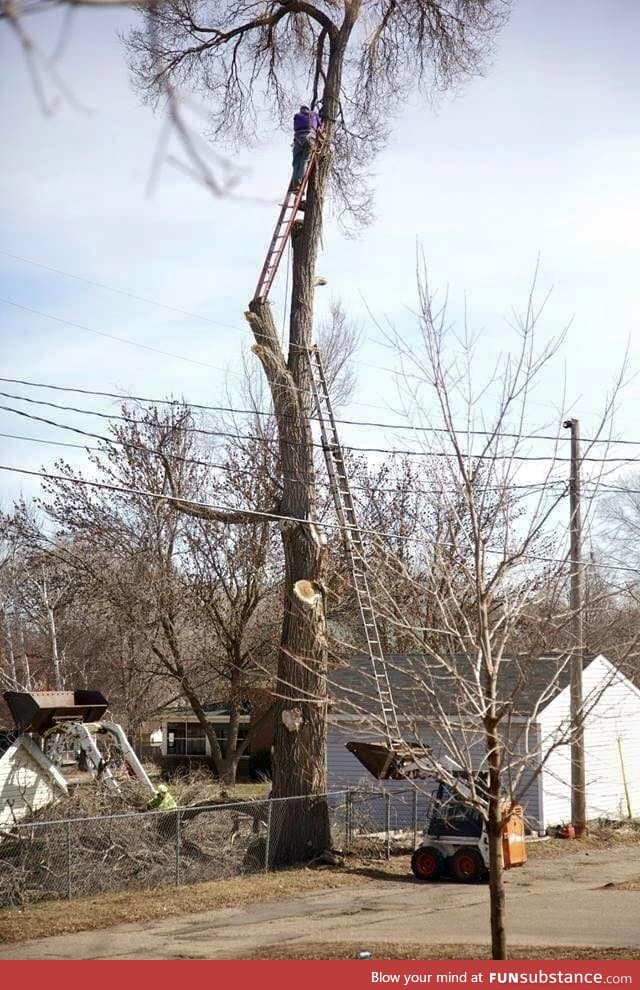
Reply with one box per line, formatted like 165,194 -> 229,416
264,800 -> 272,873
175,810 -> 181,887
345,790 -> 353,852
384,791 -> 391,861
412,788 -> 419,850
66,820 -> 72,901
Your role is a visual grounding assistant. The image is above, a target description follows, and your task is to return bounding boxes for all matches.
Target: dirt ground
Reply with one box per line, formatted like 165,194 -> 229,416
1,837 -> 639,960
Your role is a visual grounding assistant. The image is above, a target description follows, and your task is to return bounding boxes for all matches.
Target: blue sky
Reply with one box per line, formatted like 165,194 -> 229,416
1,0 -> 639,508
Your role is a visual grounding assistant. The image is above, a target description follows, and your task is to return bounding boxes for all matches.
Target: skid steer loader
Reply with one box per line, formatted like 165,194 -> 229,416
347,744 -> 526,883
410,775 -> 526,883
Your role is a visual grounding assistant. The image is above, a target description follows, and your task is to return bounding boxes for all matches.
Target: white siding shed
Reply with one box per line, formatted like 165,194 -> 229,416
0,735 -> 68,826
329,652 -> 640,831
539,654 -> 640,825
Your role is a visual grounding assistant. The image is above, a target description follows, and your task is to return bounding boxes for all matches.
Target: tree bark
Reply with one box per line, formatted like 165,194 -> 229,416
241,32 -> 353,862
2,611 -> 18,686
19,623 -> 31,689
486,720 -> 507,960
247,296 -> 330,859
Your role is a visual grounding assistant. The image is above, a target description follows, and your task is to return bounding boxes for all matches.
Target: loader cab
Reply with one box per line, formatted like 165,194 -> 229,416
425,770 -> 489,842
426,775 -> 487,840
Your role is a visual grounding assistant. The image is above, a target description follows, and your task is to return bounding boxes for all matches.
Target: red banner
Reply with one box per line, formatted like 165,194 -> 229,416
0,960 -> 639,990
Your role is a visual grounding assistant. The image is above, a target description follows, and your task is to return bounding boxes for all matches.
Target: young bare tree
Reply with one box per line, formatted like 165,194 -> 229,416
324,270 -> 637,958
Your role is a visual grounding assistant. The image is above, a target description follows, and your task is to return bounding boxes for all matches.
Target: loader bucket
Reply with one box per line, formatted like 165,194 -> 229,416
3,690 -> 109,734
346,740 -> 431,780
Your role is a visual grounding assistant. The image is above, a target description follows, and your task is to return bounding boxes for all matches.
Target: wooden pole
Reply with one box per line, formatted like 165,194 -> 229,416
563,418 -> 586,838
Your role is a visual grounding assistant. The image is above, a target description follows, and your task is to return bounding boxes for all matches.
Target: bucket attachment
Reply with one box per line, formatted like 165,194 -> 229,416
3,690 -> 109,734
346,740 -> 432,780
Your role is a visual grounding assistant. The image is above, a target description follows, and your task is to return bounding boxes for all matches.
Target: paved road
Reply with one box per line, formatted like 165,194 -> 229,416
2,846 -> 639,959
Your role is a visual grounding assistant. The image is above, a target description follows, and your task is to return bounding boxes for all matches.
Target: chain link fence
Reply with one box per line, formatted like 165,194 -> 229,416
0,787 -> 428,908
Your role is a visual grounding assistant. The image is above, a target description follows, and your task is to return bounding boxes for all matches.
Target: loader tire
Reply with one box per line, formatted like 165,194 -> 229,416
411,845 -> 446,882
448,847 -> 486,883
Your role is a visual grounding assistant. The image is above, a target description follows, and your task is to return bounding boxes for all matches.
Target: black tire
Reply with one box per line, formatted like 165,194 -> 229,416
411,845 -> 446,882
448,847 -> 486,883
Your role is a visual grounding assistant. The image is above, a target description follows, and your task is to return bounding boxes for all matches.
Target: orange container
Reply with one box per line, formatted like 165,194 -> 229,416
502,805 -> 527,868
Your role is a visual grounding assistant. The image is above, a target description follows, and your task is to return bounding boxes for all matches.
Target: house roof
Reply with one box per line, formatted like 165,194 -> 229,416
159,686 -> 274,720
160,701 -> 251,719
328,652 -> 600,720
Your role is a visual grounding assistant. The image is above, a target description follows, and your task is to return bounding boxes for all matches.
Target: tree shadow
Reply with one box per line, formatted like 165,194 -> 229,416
342,865 -> 426,884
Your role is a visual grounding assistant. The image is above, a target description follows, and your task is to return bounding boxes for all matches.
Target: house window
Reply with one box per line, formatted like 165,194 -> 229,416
166,721 -> 206,756
214,724 -> 248,749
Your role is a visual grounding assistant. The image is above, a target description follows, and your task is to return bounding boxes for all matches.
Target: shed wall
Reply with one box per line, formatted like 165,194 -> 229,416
538,655 -> 640,826
328,720 -> 543,831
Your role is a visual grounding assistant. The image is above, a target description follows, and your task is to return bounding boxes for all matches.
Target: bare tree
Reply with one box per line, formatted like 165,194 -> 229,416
124,0 -> 509,859
24,403 -> 281,784
3,0 -> 509,857
323,270 -> 637,958
1,509 -> 82,691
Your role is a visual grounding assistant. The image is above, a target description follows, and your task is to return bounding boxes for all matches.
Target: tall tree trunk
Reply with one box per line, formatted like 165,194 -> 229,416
19,623 -> 32,689
180,676 -> 226,771
2,611 -> 18,686
218,757 -> 239,788
486,720 -> 507,960
244,35 -> 351,862
41,570 -> 63,690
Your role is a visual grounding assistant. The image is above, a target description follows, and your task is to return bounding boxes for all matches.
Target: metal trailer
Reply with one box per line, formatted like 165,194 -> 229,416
3,690 -> 157,798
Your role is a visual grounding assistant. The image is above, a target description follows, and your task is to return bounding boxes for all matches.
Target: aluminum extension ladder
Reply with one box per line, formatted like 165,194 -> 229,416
306,344 -> 405,752
253,144 -> 320,305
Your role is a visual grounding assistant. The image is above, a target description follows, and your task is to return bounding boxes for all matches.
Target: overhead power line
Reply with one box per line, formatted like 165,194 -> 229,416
0,428 -> 566,500
0,249 -> 422,390
0,296 -> 381,413
3,252 -> 637,454
1,388 -> 638,465
2,375 -> 636,449
0,248 -> 245,335
1,461 -> 637,575
0,296 -> 234,375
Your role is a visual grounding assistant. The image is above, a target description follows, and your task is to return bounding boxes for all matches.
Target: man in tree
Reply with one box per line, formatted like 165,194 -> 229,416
291,104 -> 322,190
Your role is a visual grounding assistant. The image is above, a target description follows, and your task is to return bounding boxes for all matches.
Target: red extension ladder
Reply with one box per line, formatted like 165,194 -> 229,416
253,144 -> 319,304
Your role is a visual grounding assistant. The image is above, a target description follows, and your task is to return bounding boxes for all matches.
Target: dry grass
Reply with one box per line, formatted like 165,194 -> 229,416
250,942 -> 640,961
0,858 -> 390,945
525,822 -> 640,861
24,770 -> 271,822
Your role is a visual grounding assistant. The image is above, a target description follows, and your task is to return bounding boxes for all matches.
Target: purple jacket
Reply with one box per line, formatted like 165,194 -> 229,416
294,109 -> 321,138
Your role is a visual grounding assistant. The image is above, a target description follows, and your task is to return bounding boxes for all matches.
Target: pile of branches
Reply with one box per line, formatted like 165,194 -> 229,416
0,779 -> 270,907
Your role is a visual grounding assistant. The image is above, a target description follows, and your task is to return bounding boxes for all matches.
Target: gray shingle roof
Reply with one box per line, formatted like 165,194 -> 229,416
329,652 -> 598,719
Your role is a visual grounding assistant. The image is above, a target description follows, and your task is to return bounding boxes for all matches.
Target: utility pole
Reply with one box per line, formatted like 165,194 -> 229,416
563,417 -> 586,837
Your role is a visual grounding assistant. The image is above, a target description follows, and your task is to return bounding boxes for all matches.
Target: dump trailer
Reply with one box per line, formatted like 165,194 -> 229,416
2,690 -> 156,798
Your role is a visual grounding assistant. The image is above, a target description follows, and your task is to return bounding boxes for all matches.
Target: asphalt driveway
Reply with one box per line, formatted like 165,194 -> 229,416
2,845 -> 639,959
